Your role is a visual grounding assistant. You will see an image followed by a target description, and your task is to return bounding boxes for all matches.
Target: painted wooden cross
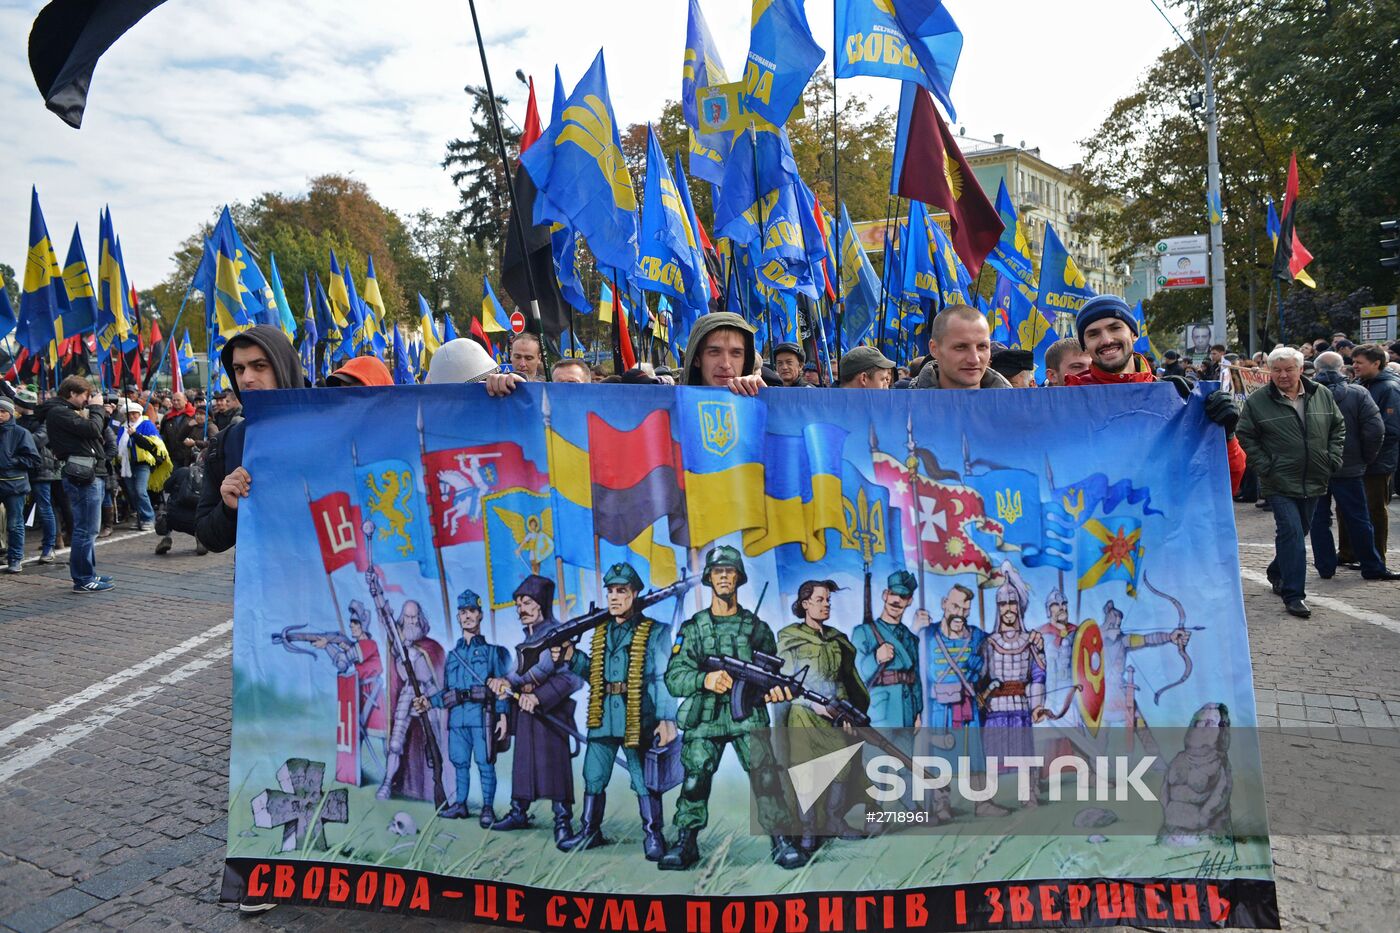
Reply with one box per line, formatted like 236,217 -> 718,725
251,758 -> 349,851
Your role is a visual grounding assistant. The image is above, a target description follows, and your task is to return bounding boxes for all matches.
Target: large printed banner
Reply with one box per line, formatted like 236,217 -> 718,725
223,383 -> 1277,930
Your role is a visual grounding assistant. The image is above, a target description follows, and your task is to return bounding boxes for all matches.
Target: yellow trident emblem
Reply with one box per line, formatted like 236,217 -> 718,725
559,95 -> 636,211
698,401 -> 737,457
840,487 -> 886,565
995,489 -> 1023,525
1061,488 -> 1086,523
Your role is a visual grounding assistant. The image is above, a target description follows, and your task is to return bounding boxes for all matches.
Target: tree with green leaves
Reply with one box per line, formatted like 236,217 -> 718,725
443,87 -> 520,253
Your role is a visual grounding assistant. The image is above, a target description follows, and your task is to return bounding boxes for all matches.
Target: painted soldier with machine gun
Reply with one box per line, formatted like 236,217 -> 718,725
545,564 -> 695,858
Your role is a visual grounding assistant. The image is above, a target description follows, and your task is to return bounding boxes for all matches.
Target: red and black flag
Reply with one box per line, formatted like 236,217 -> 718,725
500,76 -> 569,344
586,410 -> 688,548
890,81 -> 1003,277
1272,152 -> 1315,284
28,0 -> 169,128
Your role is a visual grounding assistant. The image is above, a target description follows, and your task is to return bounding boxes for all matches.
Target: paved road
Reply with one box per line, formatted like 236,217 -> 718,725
0,502 -> 1397,932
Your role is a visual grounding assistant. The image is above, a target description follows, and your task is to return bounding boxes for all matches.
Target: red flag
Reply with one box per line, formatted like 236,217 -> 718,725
891,83 -> 1004,277
3,348 -> 27,382
309,492 -> 370,573
615,286 -> 636,371
1273,152 -> 1314,282
587,410 -> 688,546
693,212 -> 721,301
811,197 -> 837,302
421,442 -> 548,547
519,77 -> 542,157
468,314 -> 495,357
871,451 -> 999,582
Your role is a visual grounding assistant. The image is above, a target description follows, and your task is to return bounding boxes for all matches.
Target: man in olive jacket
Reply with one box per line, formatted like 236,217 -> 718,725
1237,347 -> 1345,618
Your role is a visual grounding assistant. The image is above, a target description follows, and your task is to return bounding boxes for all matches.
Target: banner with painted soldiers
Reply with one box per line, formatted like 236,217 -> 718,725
222,383 -> 1277,930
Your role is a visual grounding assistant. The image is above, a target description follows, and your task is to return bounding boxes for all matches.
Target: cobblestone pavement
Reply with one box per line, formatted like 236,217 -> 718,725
0,502 -> 1396,932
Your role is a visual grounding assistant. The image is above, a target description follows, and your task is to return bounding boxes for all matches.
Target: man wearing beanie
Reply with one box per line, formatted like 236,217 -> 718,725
772,342 -> 812,388
1067,295 -> 1246,492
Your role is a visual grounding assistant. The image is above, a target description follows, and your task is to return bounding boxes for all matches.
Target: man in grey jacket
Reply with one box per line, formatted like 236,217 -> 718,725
1308,352 -> 1398,581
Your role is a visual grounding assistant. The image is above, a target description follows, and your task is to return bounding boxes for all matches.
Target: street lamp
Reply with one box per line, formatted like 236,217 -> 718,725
1149,0 -> 1233,347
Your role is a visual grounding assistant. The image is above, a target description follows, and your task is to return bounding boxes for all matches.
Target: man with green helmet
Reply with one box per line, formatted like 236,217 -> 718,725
553,562 -> 677,860
659,545 -> 804,871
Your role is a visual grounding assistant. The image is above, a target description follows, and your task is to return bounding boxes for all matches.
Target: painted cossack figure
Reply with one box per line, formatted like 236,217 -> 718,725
852,571 -> 928,728
775,579 -> 869,847
312,600 -> 386,736
659,546 -> 802,871
376,598 -> 448,803
920,583 -> 998,818
554,562 -> 678,859
413,589 -> 510,826
489,575 -> 583,843
980,562 -> 1049,804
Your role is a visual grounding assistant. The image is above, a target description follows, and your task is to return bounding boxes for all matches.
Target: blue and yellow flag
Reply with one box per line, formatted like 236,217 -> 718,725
986,178 -> 1037,299
520,49 -> 639,276
744,0 -> 824,128
208,228 -> 254,343
1265,197 -> 1280,245
212,207 -> 277,329
1207,189 -> 1223,226
1036,223 -> 1094,340
837,203 -> 880,346
639,125 -> 710,314
547,66 -> 591,316
928,213 -> 973,305
18,188 -> 63,361
339,260 -> 376,357
312,273 -> 342,360
443,312 -> 458,343
682,0 -> 733,185
391,324 -> 413,385
267,253 -> 297,340
481,277 -> 511,334
354,458 -> 436,579
363,255 -> 386,336
835,0 -> 962,120
1077,515 -> 1143,595
60,224 -> 98,335
965,466 -> 1042,551
0,284 -> 15,341
326,250 -> 352,337
741,423 -> 847,560
903,201 -> 939,299
417,294 -> 441,362
674,393 -> 767,547
178,329 -> 197,377
714,126 -> 809,295
96,208 -> 132,354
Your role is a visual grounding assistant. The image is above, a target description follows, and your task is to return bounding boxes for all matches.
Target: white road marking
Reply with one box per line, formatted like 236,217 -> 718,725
0,619 -> 232,750
1239,568 -> 1400,637
1238,540 -> 1400,556
19,528 -> 154,567
0,642 -> 232,785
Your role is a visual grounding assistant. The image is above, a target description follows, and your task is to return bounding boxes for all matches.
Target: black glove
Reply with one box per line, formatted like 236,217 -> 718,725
1205,389 -> 1240,435
1161,375 -> 1191,400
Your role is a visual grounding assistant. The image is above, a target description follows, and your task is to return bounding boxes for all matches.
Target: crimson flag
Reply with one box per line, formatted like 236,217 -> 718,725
309,492 -> 370,574
890,81 -> 1003,278
587,410 -> 687,546
421,442 -> 547,547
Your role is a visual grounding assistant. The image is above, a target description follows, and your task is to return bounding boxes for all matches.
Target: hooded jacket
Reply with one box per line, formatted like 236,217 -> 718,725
913,359 -> 1012,389
196,326 -> 305,553
682,313 -> 756,387
1360,367 -> 1400,476
1312,369 -> 1382,479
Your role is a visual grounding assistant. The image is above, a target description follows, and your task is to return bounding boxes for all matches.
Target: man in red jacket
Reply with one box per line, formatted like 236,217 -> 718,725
1066,296 -> 1246,492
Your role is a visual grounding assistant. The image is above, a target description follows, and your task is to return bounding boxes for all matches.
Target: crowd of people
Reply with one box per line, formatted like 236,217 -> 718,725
4,294 -> 1398,614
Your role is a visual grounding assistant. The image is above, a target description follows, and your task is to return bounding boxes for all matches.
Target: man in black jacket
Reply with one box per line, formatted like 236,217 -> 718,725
1352,344 -> 1400,561
45,377 -> 114,592
1308,352 -> 1398,581
196,326 -> 304,553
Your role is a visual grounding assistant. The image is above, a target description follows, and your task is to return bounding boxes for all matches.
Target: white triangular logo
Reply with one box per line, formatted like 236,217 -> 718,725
787,742 -> 866,815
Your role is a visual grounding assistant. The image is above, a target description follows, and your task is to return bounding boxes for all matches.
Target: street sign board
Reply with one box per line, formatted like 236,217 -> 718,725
1360,305 -> 1397,342
1155,235 -> 1208,254
509,311 -> 526,334
1159,252 -> 1208,289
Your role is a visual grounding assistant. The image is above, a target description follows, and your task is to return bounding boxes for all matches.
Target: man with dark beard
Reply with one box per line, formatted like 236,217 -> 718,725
1066,296 -> 1245,492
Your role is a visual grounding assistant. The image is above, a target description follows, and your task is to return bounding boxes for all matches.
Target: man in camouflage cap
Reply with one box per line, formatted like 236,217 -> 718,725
851,570 -> 929,728
659,545 -> 802,871
554,562 -> 677,859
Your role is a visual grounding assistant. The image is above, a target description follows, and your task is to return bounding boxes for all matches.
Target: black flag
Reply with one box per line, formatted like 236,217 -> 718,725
29,0 -> 168,128
501,167 -> 569,343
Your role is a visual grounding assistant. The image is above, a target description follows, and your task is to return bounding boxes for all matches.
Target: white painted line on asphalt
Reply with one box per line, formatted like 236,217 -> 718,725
1238,540 -> 1400,556
18,528 -> 154,567
0,642 -> 232,785
1239,568 -> 1400,637
0,619 -> 232,751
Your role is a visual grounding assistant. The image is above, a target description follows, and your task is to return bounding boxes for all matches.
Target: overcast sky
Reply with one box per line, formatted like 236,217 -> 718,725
1,0 -> 1185,293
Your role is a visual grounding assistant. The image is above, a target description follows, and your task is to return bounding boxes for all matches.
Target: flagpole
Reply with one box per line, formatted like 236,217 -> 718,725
747,123 -> 775,365
305,480 -> 349,636
831,46 -> 844,364
464,0 -> 550,374
149,280 -> 196,388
